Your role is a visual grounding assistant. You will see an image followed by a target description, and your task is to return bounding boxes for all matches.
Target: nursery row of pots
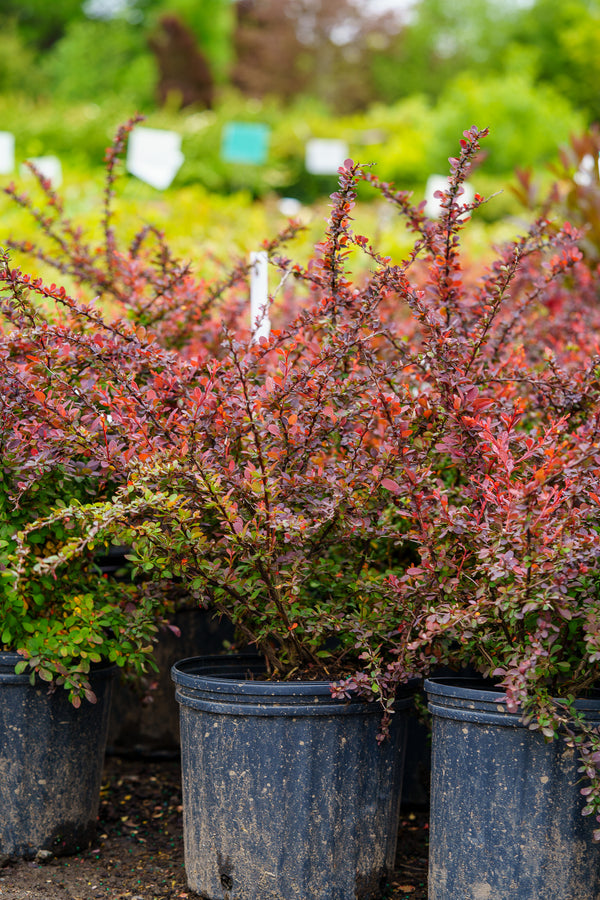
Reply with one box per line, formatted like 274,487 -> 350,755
2,648 -> 599,899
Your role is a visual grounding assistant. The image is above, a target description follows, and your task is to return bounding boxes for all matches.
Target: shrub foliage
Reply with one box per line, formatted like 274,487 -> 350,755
2,122 -> 600,834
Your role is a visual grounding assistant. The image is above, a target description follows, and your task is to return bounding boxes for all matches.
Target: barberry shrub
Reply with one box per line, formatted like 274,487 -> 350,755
339,137 -> 600,832
2,124 -> 600,835
0,118 -> 303,701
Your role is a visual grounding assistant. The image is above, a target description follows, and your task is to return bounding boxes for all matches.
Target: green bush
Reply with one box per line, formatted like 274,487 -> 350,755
431,66 -> 585,176
0,73 -> 584,208
0,18 -> 44,97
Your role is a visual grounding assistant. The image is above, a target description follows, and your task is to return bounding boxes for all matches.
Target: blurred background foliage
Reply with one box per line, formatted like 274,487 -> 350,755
0,0 -> 598,268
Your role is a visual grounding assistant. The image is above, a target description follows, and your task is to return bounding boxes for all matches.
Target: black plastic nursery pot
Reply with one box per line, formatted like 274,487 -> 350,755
172,655 -> 412,900
425,677 -> 600,900
0,651 -> 116,859
107,607 -> 235,757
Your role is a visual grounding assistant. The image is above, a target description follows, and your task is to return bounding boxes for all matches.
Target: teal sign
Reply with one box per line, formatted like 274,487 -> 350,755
221,122 -> 270,166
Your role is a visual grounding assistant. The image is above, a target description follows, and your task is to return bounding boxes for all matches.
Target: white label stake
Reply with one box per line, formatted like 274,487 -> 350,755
250,251 -> 270,343
0,132 -> 15,175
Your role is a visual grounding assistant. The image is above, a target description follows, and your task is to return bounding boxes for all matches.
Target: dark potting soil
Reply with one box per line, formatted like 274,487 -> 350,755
0,756 -> 428,900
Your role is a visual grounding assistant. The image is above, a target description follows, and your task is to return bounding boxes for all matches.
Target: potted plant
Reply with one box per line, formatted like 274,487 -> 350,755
4,123 -> 596,896
0,320 -> 178,859
0,203 -> 418,900
341,137 -> 600,894
417,386 -> 600,896
0,118 -> 305,759
0,465 -> 169,860
2,116 -> 297,764
0,121 -> 199,858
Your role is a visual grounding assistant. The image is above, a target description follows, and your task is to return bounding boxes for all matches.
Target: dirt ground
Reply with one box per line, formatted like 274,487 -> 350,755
0,755 -> 428,900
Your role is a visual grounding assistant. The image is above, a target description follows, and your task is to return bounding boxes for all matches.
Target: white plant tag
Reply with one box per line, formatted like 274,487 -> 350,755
305,139 -> 349,175
21,156 -> 63,188
0,132 -> 15,175
425,174 -> 475,218
126,127 -> 184,190
250,251 -> 270,343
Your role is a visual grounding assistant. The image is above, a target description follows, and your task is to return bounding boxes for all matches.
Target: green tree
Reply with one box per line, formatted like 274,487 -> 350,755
1,0 -> 85,50
511,0 -> 600,122
0,18 -> 45,96
141,0 -> 235,83
373,0 -> 525,103
40,18 -> 155,107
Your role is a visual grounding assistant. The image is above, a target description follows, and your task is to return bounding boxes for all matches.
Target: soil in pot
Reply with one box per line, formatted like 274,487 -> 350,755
426,677 -> 600,900
0,652 -> 115,860
172,656 -> 413,900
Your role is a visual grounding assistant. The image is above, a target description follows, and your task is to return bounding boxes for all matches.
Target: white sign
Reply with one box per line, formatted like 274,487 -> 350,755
0,132 -> 15,175
278,197 -> 302,217
126,127 -> 184,190
21,156 -> 63,188
574,154 -> 598,187
425,174 -> 475,218
250,251 -> 270,343
305,139 -> 349,175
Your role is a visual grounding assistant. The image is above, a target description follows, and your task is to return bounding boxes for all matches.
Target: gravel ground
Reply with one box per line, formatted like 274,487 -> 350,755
0,756 -> 428,900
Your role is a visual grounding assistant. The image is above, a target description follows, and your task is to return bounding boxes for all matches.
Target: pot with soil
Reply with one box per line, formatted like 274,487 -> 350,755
425,678 -> 600,899
172,655 -> 412,900
0,652 -> 116,859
